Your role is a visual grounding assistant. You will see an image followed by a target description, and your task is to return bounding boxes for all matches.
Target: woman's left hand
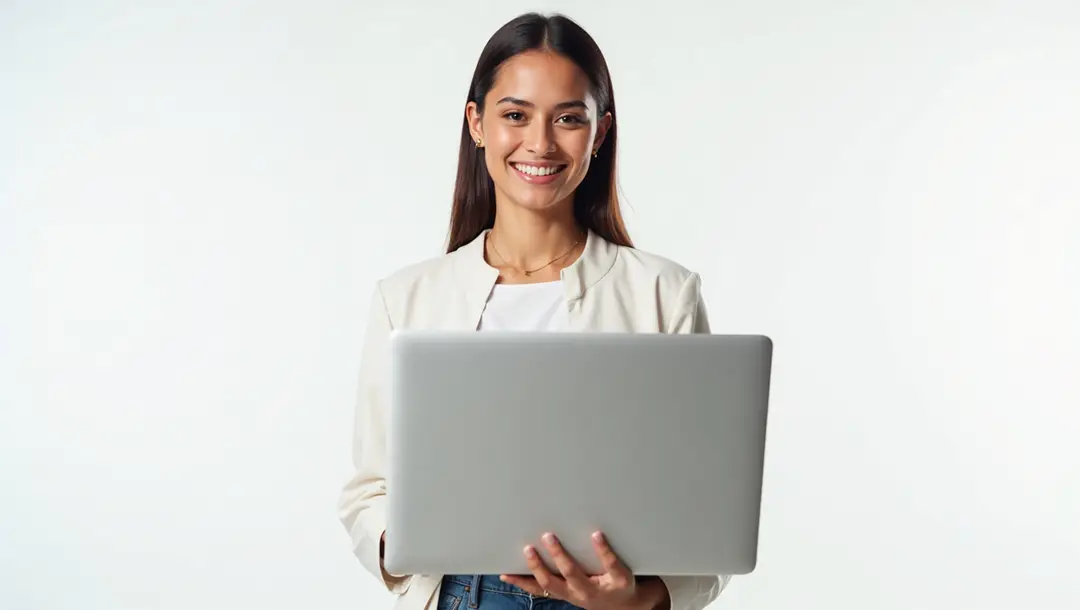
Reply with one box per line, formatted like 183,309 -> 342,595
500,531 -> 666,610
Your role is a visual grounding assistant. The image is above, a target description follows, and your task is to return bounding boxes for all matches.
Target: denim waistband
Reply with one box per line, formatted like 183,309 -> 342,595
442,574 -> 535,607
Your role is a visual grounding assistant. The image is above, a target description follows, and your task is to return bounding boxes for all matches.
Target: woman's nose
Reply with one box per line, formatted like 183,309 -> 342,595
525,122 -> 556,154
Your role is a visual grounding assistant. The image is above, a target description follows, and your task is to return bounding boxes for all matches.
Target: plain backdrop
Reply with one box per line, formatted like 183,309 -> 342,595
2,1 -> 1079,609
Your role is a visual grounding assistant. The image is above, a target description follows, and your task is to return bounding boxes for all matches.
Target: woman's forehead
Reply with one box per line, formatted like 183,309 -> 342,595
489,51 -> 593,106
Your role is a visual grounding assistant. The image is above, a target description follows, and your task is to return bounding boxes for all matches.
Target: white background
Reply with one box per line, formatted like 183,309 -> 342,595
2,1 -> 1079,609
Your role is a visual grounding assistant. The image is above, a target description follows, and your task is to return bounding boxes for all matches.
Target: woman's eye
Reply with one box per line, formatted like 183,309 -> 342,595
558,115 -> 585,124
505,111 -> 525,121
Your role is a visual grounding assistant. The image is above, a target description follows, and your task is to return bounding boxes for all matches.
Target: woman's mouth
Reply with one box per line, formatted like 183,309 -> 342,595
511,162 -> 568,185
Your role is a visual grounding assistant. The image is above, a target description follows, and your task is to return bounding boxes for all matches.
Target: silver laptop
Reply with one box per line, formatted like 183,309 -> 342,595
383,331 -> 772,577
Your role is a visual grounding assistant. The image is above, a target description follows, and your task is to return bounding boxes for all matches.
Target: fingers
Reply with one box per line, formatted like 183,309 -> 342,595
592,531 -> 633,589
542,533 -> 592,596
499,574 -> 544,596
523,543 -> 565,598
505,533 -> 636,603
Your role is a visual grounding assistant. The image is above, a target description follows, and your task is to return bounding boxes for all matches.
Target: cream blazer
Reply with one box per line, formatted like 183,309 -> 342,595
337,229 -> 730,610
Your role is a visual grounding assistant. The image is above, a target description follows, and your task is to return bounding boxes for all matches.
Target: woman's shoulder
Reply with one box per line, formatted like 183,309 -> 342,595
602,240 -> 710,333
609,241 -> 702,291
616,244 -> 696,277
374,248 -> 464,298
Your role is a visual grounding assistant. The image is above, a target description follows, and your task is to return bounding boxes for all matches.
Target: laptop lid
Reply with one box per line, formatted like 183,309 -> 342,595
384,331 -> 772,577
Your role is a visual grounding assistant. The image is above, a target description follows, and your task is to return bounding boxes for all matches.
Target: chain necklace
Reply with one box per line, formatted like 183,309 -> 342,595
487,232 -> 582,277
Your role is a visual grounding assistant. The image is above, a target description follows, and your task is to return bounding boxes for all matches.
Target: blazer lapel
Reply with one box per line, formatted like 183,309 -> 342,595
450,227 -> 619,330
450,231 -> 500,330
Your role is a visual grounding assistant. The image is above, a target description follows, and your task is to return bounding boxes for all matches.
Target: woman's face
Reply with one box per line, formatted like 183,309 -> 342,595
467,50 -> 611,215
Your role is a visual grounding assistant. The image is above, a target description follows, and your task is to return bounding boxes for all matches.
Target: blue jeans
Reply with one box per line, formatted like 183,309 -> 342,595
438,575 -> 583,610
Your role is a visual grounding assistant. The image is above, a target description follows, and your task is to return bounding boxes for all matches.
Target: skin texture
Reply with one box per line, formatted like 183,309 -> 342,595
465,50 -> 612,285
500,531 -> 670,610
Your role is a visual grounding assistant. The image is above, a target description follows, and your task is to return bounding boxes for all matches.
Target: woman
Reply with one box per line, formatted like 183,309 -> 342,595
338,12 -> 728,610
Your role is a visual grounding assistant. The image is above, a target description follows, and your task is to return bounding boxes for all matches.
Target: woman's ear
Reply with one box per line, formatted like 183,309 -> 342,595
593,111 -> 613,153
466,101 -> 484,146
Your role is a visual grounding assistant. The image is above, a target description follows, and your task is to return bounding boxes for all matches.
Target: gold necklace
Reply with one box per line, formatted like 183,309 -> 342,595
488,233 -> 582,277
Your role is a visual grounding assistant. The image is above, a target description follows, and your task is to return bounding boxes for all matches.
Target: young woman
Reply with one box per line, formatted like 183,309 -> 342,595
338,12 -> 728,610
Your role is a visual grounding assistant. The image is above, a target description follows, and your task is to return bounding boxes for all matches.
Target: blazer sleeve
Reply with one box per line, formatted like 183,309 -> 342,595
665,271 -> 712,335
661,271 -> 733,609
337,283 -> 412,595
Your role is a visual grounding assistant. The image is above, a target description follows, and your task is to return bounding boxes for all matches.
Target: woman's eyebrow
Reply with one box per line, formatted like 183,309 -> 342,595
496,96 -> 587,110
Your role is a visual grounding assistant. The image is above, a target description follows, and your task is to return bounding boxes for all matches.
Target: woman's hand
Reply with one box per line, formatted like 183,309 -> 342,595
500,531 -> 669,610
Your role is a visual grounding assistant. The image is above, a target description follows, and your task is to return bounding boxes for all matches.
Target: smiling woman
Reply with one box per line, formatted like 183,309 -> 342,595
338,11 -> 726,610
447,13 -> 629,262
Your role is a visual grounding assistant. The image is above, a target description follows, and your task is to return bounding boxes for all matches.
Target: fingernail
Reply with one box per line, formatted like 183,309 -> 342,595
543,533 -> 557,545
524,545 -> 536,556
592,531 -> 604,543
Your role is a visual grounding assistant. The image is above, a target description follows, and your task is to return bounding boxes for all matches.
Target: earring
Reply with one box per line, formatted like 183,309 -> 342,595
592,149 -> 598,158
476,138 -> 483,148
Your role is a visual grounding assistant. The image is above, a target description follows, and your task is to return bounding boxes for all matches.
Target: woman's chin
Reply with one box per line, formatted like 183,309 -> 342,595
502,190 -> 570,213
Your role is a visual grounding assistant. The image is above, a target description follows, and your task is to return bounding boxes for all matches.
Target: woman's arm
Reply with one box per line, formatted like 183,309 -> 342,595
666,272 -> 711,335
655,575 -> 730,610
658,271 -> 731,609
337,284 -> 411,594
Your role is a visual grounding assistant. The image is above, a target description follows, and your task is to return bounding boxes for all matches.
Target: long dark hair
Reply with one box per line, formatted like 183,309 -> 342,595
445,12 -> 633,253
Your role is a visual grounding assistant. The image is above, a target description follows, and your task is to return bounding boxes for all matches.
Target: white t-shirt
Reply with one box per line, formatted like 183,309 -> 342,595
478,280 -> 568,332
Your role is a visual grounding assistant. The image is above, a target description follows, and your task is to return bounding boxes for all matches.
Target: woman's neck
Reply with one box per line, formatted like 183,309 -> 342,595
486,205 -> 585,278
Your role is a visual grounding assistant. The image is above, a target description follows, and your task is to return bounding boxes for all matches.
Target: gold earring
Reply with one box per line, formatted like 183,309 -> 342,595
476,138 -> 483,147
592,149 -> 598,158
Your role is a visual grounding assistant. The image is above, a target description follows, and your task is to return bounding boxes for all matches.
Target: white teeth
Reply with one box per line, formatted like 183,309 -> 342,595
514,164 -> 563,177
